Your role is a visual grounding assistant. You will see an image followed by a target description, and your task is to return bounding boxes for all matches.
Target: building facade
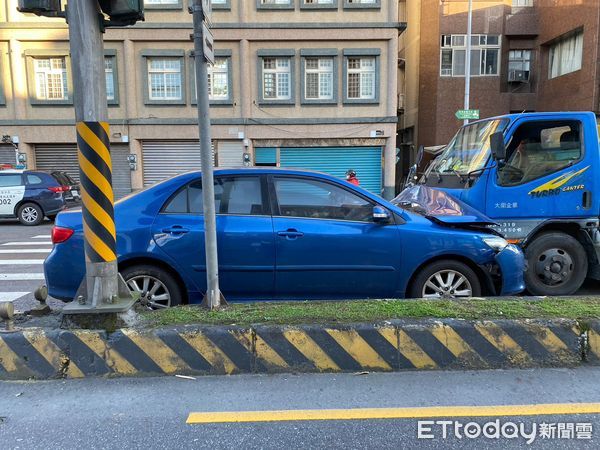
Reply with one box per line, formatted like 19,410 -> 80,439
0,0 -> 405,199
399,0 -> 600,163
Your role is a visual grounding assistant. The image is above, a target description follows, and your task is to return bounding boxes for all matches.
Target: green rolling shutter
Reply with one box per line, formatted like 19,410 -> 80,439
279,146 -> 382,194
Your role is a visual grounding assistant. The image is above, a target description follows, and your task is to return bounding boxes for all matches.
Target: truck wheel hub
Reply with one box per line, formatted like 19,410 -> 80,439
536,248 -> 572,285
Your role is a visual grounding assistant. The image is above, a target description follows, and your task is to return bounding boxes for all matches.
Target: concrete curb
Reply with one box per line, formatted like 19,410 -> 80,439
0,319 -> 590,380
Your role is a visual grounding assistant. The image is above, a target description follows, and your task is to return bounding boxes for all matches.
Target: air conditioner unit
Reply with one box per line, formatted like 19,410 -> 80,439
508,69 -> 530,83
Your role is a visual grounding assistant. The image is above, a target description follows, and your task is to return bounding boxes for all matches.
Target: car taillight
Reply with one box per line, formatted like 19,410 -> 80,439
52,226 -> 74,244
48,186 -> 70,193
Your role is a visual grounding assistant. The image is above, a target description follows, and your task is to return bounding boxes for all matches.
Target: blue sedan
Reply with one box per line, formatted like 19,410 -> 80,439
45,168 -> 525,308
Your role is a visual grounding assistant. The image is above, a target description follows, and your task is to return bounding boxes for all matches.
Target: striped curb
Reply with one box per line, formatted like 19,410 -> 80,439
0,319 -> 588,380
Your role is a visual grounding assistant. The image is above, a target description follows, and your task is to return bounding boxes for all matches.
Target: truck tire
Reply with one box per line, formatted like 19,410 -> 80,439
524,232 -> 587,296
409,260 -> 481,299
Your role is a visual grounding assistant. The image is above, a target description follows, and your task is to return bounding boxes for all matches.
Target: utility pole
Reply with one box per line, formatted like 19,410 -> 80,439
190,0 -> 224,309
63,0 -> 136,313
463,0 -> 473,126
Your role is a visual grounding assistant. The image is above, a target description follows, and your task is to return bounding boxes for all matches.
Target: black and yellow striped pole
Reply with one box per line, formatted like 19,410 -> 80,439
62,0 -> 136,314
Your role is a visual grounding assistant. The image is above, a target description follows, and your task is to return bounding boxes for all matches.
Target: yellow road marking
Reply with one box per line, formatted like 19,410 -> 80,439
122,329 -> 190,374
283,329 -> 339,371
179,332 -> 237,374
588,329 -> 600,359
23,330 -> 84,378
397,330 -> 437,369
187,403 -> 600,424
475,322 -> 531,365
325,329 -> 391,371
430,324 -> 486,366
74,331 -> 137,375
0,335 -> 23,373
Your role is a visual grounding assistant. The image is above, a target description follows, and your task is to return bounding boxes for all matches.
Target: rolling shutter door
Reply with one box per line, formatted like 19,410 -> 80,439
279,146 -> 382,194
35,144 -> 132,199
0,145 -> 16,165
217,141 -> 244,168
142,141 -> 215,187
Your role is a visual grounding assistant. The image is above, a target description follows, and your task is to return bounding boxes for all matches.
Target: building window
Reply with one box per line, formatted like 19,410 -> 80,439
508,50 -> 531,82
211,0 -> 231,9
304,58 -> 334,100
105,57 -> 116,102
141,51 -> 186,105
344,0 -> 380,8
144,0 -> 182,8
303,0 -> 335,5
347,57 -> 375,100
549,32 -> 583,79
33,57 -> 69,101
440,34 -> 500,77
257,0 -> 294,9
262,57 -> 291,100
512,0 -> 533,6
208,58 -> 229,101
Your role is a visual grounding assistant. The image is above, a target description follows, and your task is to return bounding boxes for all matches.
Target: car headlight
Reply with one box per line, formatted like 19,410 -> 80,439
482,236 -> 509,253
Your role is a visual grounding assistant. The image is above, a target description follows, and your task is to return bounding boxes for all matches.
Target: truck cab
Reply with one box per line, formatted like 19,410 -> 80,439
418,111 -> 600,295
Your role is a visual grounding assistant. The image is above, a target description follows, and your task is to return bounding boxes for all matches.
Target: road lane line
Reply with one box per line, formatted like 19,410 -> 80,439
33,235 -> 50,239
186,403 -> 600,424
0,249 -> 51,254
0,260 -> 45,265
0,273 -> 45,281
2,242 -> 52,246
0,292 -> 29,302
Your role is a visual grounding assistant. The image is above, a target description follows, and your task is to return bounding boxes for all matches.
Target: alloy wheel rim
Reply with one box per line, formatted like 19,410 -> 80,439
422,270 -> 473,299
22,207 -> 38,223
127,275 -> 171,309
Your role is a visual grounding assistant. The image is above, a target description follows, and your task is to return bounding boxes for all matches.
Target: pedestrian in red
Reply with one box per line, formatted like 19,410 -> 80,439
346,169 -> 360,186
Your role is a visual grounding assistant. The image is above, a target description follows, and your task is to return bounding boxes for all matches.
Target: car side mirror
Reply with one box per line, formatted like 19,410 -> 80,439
373,205 -> 390,223
490,132 -> 506,161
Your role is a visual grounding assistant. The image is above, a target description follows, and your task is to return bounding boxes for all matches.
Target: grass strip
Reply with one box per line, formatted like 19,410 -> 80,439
142,296 -> 600,327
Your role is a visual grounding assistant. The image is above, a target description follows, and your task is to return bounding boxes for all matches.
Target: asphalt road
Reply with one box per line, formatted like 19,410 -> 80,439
0,220 -> 60,312
1,367 -> 599,449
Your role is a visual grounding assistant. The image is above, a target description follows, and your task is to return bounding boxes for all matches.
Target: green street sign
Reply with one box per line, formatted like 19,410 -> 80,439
455,109 -> 480,120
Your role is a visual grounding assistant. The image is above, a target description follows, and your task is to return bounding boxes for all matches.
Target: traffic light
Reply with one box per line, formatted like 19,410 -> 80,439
98,0 -> 144,25
17,0 -> 61,14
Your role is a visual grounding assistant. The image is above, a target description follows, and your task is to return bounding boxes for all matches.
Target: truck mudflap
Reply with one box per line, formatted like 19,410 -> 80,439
495,244 -> 527,296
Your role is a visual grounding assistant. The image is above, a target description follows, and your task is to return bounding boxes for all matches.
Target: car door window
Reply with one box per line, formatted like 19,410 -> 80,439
498,120 -> 583,186
274,177 -> 373,222
0,174 -> 22,187
162,177 -> 265,215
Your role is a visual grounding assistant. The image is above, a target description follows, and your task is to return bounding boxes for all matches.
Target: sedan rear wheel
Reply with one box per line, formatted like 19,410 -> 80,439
409,260 -> 481,299
121,265 -> 183,310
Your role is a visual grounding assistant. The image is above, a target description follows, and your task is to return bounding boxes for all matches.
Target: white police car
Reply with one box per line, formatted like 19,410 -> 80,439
0,169 -> 78,225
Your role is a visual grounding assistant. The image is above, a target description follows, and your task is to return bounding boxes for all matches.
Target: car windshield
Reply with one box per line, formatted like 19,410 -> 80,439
430,119 -> 508,175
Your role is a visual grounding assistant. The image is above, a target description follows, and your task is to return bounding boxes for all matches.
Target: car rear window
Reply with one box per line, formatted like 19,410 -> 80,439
26,174 -> 44,185
0,174 -> 22,187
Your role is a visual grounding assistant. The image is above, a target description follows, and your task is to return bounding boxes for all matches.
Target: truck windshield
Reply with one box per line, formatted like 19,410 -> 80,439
430,119 -> 508,175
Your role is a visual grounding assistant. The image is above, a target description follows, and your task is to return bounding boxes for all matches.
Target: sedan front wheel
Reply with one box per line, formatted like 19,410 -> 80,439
409,260 -> 481,299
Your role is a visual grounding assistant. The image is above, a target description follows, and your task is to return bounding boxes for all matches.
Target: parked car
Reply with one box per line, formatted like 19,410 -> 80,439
50,171 -> 81,207
0,169 -> 78,225
44,168 -> 525,308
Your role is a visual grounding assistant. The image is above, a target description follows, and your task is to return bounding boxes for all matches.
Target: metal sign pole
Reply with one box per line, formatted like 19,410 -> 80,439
63,0 -> 135,314
190,0 -> 224,309
463,0 -> 473,127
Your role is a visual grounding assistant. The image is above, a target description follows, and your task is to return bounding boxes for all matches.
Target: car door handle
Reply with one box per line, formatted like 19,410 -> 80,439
162,226 -> 190,234
277,229 -> 304,239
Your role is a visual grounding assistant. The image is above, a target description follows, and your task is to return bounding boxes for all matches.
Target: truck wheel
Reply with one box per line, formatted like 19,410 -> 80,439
409,260 -> 481,299
17,203 -> 44,226
524,232 -> 587,296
